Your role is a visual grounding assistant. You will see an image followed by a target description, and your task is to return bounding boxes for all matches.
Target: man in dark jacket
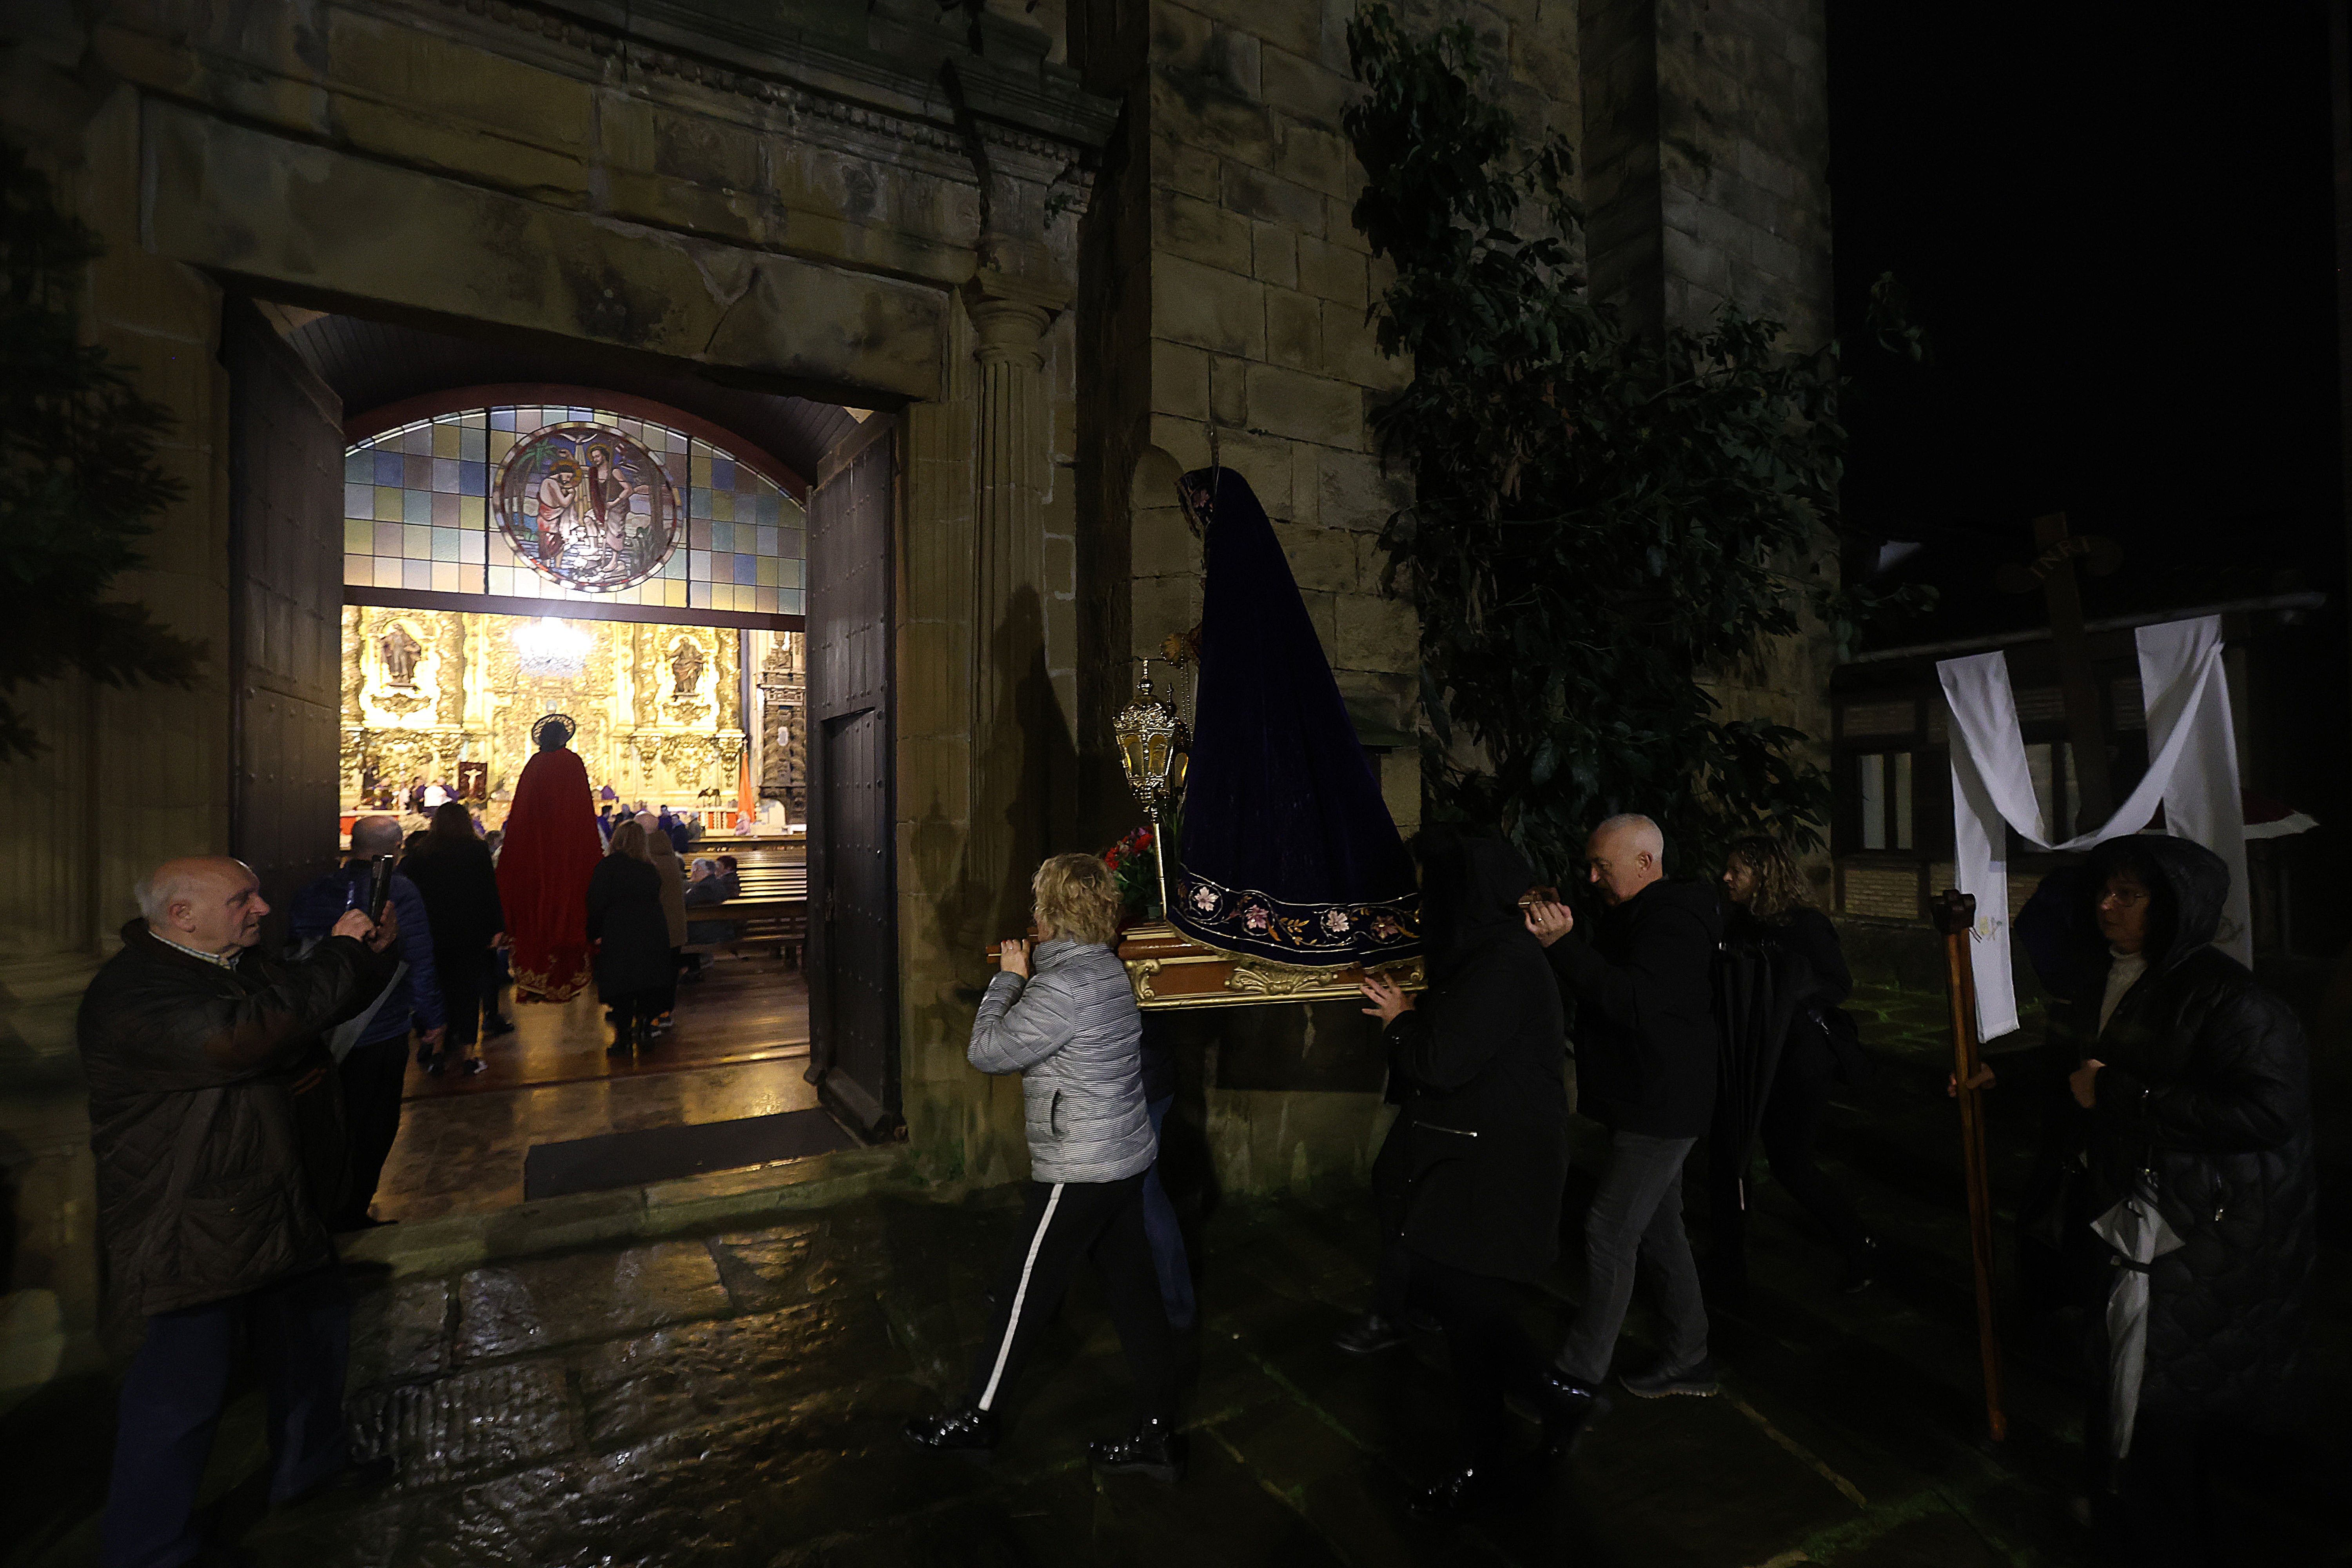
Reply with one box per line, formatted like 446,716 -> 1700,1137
1960,835 -> 2314,1567
1526,813 -> 1721,1400
682,854 -> 742,906
82,856 -> 397,1568
290,815 -> 443,1229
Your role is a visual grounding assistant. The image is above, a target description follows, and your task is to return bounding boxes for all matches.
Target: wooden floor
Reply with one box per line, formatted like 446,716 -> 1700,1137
370,953 -> 817,1225
401,951 -> 810,1100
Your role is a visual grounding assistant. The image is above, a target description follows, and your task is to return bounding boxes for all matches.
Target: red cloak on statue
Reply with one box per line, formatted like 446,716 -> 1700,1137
495,744 -> 605,1002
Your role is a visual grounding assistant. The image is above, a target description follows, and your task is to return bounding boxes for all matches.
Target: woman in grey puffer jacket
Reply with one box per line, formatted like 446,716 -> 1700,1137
904,853 -> 1183,1481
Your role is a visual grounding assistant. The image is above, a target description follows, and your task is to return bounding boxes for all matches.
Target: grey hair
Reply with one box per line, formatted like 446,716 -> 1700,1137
349,815 -> 404,854
1593,813 -> 1666,866
133,866 -> 205,925
134,858 -> 248,926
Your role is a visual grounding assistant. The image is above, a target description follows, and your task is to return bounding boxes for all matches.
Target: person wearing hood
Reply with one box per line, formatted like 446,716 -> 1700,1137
1525,813 -> 1722,1402
1359,828 -> 1583,1518
1953,835 -> 2314,1568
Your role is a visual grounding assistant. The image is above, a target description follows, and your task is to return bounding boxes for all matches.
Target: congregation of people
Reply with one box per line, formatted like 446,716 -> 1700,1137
73,774 -> 2315,1564
905,815 -> 2315,1568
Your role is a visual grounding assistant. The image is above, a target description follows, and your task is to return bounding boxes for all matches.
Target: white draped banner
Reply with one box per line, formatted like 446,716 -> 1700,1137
1938,615 -> 2248,1040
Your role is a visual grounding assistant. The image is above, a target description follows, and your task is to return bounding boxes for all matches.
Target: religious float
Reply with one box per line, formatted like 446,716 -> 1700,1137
1100,465 -> 1426,1009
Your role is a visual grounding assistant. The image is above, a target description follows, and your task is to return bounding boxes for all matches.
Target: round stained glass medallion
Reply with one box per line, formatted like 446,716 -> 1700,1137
493,423 -> 682,592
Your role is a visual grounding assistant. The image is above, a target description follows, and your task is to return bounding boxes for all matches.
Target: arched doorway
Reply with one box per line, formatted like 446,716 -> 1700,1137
231,314 -> 903,1221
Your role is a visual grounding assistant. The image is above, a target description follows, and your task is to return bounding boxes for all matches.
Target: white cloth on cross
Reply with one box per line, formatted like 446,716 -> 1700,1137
1938,614 -> 2249,1040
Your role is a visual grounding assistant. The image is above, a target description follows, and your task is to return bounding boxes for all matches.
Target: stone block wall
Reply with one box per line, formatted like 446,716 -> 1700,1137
1584,0 -> 1837,874
1074,0 -> 1590,854
1583,0 -> 1832,344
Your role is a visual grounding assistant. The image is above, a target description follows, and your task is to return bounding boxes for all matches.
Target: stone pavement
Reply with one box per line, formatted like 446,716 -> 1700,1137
0,1187 -> 2087,1566
26,1187 -> 2023,1568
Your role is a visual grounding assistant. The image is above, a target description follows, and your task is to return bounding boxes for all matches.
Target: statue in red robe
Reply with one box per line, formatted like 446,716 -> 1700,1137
495,715 -> 605,1002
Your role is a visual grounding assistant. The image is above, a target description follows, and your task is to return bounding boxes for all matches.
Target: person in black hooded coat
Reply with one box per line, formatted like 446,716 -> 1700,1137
1360,828 -> 1589,1517
586,821 -> 675,1055
1961,835 -> 2314,1567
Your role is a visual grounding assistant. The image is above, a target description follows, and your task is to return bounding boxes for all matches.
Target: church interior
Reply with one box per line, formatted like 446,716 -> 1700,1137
330,381 -> 835,1220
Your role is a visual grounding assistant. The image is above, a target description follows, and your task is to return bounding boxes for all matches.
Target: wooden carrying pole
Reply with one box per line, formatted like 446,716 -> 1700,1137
1931,889 -> 2008,1442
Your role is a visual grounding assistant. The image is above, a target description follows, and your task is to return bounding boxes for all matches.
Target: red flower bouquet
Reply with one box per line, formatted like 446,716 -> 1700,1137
1103,825 -> 1162,920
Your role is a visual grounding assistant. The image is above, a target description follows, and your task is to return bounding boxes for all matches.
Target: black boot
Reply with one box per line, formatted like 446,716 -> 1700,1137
1841,1235 -> 1884,1294
607,1010 -> 634,1057
1087,1415 -> 1186,1483
904,1405 -> 999,1462
1334,1311 -> 1419,1355
1408,1457 -> 1524,1519
1620,1356 -> 1718,1399
1529,1367 -> 1610,1462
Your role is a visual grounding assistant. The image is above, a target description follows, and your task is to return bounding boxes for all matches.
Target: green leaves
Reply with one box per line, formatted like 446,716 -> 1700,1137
1345,6 -> 1860,880
0,142 -> 201,758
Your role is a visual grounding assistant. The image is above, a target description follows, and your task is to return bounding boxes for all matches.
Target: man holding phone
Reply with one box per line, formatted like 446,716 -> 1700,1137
81,855 -> 403,1566
290,815 -> 445,1229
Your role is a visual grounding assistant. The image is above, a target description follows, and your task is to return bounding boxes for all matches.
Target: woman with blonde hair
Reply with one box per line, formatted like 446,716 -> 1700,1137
1713,835 -> 1877,1294
904,852 -> 1181,1483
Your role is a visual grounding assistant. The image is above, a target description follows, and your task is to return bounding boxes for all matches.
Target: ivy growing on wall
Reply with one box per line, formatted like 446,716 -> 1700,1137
1344,8 -> 1918,882
0,143 -> 201,759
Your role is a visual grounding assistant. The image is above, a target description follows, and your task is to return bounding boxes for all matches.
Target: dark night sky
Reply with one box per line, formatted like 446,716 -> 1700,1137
1826,3 -> 2344,645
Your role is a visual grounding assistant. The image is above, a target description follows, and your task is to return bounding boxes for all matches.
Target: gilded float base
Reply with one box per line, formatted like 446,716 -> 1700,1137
1113,923 -> 1426,1011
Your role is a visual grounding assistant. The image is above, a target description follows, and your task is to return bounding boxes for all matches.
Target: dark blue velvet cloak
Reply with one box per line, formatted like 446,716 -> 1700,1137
1166,467 -> 1422,967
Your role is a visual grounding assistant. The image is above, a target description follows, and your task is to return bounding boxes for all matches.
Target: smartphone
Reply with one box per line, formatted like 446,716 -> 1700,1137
366,855 -> 396,924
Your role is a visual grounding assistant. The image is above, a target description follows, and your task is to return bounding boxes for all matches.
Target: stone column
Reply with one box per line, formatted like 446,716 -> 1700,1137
963,272 -> 1060,931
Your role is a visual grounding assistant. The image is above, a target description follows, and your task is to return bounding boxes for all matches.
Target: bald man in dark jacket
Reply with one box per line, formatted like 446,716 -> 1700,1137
82,856 -> 397,1568
1528,814 -> 1722,1403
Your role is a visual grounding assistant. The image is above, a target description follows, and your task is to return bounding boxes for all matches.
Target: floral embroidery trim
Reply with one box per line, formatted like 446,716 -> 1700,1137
1169,869 -> 1422,967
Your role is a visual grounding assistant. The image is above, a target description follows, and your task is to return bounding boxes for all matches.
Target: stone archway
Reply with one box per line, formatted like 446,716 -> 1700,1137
0,1 -> 1111,1355
103,0 -> 1108,1165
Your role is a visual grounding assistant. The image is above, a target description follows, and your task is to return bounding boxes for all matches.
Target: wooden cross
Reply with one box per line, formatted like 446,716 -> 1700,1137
1931,889 -> 2007,1442
1996,512 -> 2123,833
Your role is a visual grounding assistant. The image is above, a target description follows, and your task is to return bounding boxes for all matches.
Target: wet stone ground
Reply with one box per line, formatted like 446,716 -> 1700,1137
20,980 -> 2345,1566
208,1191 -> 2035,1568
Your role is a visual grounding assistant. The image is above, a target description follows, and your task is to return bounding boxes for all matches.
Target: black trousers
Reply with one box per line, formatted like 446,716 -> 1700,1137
336,1038 -> 408,1226
100,1266 -> 350,1568
610,990 -> 662,1043
964,1173 -> 1174,1425
658,948 -> 681,1018
435,945 -> 482,1051
1373,1233 -> 1415,1321
1711,1067 -> 1867,1276
1370,1108 -> 1414,1319
1406,1251 -> 1552,1463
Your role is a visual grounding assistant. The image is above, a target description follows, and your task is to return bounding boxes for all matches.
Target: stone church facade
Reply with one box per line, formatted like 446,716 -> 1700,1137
0,0 -> 1828,1398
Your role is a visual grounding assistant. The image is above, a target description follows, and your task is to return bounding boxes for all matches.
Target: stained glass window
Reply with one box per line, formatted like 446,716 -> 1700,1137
342,404 -> 805,615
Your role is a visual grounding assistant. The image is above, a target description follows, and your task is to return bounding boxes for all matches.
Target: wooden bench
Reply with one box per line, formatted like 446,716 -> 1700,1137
682,863 -> 809,967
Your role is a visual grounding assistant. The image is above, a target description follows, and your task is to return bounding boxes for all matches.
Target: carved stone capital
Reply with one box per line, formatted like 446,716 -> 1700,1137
961,272 -> 1060,369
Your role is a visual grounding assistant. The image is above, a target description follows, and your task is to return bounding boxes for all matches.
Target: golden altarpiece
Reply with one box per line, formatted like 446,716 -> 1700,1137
341,606 -> 777,819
